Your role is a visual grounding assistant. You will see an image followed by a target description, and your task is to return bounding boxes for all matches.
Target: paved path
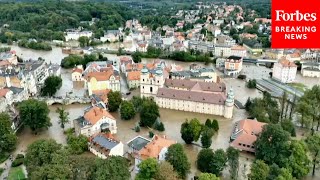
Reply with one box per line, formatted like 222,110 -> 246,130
0,157 -> 12,180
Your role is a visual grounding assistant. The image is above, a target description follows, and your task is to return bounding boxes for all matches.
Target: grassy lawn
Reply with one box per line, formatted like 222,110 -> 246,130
288,83 -> 308,92
8,166 -> 25,180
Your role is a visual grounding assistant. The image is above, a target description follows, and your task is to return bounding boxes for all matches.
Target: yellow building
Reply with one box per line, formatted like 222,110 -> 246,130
85,70 -> 120,95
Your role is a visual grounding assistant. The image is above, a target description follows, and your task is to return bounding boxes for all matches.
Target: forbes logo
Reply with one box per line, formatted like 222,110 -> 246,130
275,10 -> 317,21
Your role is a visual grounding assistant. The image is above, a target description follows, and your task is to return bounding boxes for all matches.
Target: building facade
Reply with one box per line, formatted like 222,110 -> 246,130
272,59 -> 297,83
89,133 -> 124,159
224,56 -> 243,77
74,106 -> 117,137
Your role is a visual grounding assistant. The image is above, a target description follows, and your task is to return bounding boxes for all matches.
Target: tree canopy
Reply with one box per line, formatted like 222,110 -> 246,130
107,91 -> 122,112
165,143 -> 190,179
139,98 -> 160,127
41,76 -> 62,97
0,112 -> 17,154
197,148 -> 227,176
180,118 -> 202,144
120,100 -> 136,120
18,99 -> 51,133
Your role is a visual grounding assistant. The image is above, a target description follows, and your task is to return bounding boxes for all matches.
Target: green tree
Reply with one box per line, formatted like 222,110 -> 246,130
306,134 -> 320,176
0,113 -> 17,153
136,158 -> 159,180
204,119 -> 219,131
198,173 -> 220,180
56,106 -> 69,129
61,55 -> 84,68
280,119 -> 296,137
107,91 -> 122,112
255,124 -> 290,166
66,134 -> 88,154
227,147 -> 240,180
139,99 -> 160,127
154,161 -> 179,180
165,143 -> 190,179
41,76 -> 62,96
25,139 -> 61,174
248,160 -> 270,180
120,100 -> 136,120
286,140 -> 310,179
18,99 -> 51,133
247,79 -> 257,88
201,127 -> 214,148
197,149 -> 227,176
78,36 -> 90,47
180,118 -> 202,144
132,52 -> 142,63
94,156 -> 130,180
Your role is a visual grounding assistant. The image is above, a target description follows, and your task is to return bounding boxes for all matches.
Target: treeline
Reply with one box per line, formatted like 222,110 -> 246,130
60,53 -> 108,69
132,46 -> 212,64
0,0 -> 132,42
18,39 -> 52,51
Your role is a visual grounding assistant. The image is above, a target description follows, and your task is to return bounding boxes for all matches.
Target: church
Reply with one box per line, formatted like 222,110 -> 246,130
140,64 -> 234,118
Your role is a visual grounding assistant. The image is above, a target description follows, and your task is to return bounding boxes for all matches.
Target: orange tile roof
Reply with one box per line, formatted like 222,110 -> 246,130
72,68 -> 83,74
138,135 -> 175,160
126,63 -> 144,71
85,70 -> 119,81
0,88 -> 10,97
84,106 -> 115,125
279,59 -> 297,67
127,71 -> 141,81
230,119 -> 266,153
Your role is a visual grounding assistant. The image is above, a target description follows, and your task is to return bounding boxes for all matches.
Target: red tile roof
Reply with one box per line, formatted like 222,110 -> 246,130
230,119 -> 266,153
138,135 -> 175,160
84,106 -> 115,125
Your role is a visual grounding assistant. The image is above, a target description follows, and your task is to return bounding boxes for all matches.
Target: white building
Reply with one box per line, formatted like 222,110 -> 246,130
140,65 -> 234,118
65,30 -> 93,41
74,106 -> 117,137
272,59 -> 297,83
231,45 -> 247,57
224,56 -> 243,77
89,133 -> 124,159
215,45 -> 231,57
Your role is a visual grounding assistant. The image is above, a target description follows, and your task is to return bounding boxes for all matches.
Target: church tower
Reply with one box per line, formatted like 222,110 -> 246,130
224,88 -> 234,118
140,65 -> 149,97
140,64 -> 164,98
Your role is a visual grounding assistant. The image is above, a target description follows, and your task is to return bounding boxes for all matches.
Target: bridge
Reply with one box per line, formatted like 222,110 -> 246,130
35,97 -> 91,105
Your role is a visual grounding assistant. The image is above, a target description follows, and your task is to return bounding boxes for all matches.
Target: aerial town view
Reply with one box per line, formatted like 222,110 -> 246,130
0,0 -> 319,180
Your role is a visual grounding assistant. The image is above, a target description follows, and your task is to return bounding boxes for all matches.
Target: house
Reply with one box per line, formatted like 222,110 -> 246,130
216,34 -> 236,46
272,58 -> 297,83
136,41 -> 148,52
224,56 -> 243,77
230,119 -> 266,153
65,29 -> 93,41
214,45 -> 231,57
74,106 -> 117,137
127,136 -> 151,155
133,135 -> 176,172
0,88 -> 13,105
301,63 -> 320,78
100,30 -> 121,43
48,64 -> 61,77
89,133 -> 124,158
20,60 -> 49,88
84,66 -> 120,95
231,45 -> 247,57
72,65 -> 84,81
188,40 -> 214,53
0,51 -> 18,65
91,89 -> 110,109
127,71 -> 141,89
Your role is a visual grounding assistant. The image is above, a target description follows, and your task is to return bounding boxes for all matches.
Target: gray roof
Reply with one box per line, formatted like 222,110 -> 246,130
127,136 -> 151,151
91,134 -> 119,150
8,86 -> 24,94
164,79 -> 226,92
157,88 -> 226,105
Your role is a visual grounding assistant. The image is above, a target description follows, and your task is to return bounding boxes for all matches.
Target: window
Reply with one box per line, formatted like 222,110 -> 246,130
143,79 -> 144,82
150,87 -> 153,92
